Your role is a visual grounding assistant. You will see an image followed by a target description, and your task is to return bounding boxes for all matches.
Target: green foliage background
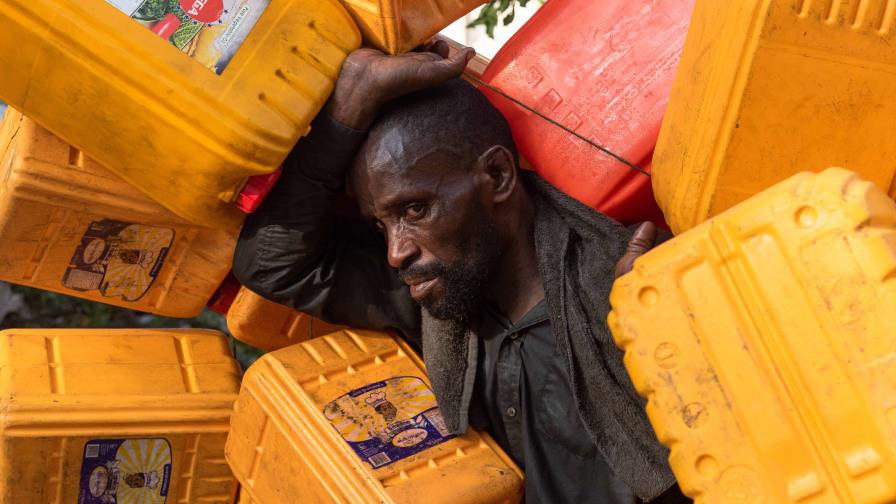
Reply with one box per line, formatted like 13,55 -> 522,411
2,285 -> 266,372
469,0 -> 545,38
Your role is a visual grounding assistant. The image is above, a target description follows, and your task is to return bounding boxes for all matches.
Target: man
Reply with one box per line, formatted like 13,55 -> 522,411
233,42 -> 687,503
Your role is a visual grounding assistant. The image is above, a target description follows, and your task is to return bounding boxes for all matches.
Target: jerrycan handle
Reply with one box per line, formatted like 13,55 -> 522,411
207,273 -> 241,315
236,167 -> 283,213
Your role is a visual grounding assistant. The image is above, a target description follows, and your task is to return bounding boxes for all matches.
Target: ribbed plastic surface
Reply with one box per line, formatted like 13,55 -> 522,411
340,0 -> 484,54
0,109 -> 235,317
226,285 -> 345,352
226,329 -> 524,503
0,0 -> 359,227
653,0 -> 896,233
0,328 -> 242,503
480,0 -> 694,226
609,168 -> 896,503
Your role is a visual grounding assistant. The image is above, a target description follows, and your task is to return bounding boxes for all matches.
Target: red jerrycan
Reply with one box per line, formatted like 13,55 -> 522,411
480,0 -> 695,227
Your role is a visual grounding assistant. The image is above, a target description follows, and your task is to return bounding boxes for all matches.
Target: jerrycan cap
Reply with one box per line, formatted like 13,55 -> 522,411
207,273 -> 241,315
236,167 -> 283,213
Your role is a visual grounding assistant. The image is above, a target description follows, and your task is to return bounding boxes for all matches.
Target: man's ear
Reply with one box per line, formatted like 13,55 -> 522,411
475,145 -> 517,204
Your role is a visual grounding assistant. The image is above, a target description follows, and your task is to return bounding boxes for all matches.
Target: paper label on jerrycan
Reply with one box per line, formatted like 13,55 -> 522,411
324,376 -> 456,469
62,219 -> 174,302
105,0 -> 270,74
79,438 -> 173,504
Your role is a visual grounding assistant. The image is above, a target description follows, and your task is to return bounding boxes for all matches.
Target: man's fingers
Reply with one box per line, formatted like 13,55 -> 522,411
626,222 -> 657,256
430,39 -> 450,58
433,47 -> 475,76
614,222 -> 658,279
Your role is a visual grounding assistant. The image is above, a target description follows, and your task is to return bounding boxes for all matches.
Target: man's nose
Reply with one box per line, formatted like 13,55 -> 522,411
386,228 -> 420,270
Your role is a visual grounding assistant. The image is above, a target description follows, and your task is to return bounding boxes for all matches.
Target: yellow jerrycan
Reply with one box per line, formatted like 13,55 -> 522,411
609,168 -> 896,503
0,109 -> 235,318
0,0 -> 360,227
226,285 -> 345,351
0,328 -> 243,503
341,0 -> 485,54
226,329 -> 524,503
207,275 -> 345,351
653,0 -> 896,234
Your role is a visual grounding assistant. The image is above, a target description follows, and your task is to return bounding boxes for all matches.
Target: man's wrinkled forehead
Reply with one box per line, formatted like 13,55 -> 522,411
358,125 -> 466,176
349,125 -> 468,200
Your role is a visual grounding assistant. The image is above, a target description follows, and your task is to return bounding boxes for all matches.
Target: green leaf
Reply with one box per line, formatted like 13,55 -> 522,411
503,10 -> 516,25
467,0 -> 545,39
133,0 -> 169,21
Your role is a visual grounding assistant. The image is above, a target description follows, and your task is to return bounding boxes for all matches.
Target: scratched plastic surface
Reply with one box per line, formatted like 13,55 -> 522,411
0,328 -> 242,503
0,109 -> 236,317
226,283 -> 345,352
609,168 -> 896,503
480,0 -> 694,226
340,0 -> 484,54
226,329 -> 524,503
653,0 -> 896,233
0,0 -> 359,227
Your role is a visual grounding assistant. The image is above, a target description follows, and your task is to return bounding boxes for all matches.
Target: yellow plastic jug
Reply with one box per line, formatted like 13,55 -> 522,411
653,0 -> 896,234
0,109 -> 235,318
227,285 -> 345,351
609,168 -> 896,503
0,328 -> 242,503
0,0 -> 360,227
207,275 -> 345,350
226,329 -> 524,503
341,0 -> 484,54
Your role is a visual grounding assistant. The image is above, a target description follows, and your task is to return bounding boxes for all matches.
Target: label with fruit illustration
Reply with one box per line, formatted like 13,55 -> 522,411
106,0 -> 270,74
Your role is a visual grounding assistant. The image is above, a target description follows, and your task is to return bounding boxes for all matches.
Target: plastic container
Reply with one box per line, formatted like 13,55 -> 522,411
480,0 -> 694,226
0,328 -> 242,503
340,0 -> 484,54
226,284 -> 345,351
653,0 -> 896,234
609,168 -> 896,503
0,109 -> 236,318
226,329 -> 524,503
0,0 -> 360,227
207,274 -> 345,351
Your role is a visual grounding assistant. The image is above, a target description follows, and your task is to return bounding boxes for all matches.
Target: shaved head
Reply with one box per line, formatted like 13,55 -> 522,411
353,78 -> 518,180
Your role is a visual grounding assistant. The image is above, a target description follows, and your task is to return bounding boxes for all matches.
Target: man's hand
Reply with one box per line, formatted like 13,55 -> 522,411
328,40 -> 476,130
614,222 -> 658,279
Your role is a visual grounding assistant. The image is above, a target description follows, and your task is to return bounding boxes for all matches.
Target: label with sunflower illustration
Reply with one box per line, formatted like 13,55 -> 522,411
62,219 -> 174,303
78,438 -> 172,504
323,376 -> 455,469
106,0 -> 271,74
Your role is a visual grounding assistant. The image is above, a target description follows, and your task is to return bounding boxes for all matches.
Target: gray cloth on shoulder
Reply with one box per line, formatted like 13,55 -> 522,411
421,172 -> 675,501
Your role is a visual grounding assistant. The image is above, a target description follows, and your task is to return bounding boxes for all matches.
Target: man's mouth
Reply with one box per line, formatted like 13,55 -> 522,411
406,277 -> 439,299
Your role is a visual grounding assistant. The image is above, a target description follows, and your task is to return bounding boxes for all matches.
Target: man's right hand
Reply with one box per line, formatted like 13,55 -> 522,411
328,40 -> 476,130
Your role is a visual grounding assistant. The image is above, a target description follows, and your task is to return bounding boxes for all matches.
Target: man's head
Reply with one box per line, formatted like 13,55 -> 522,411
349,79 -> 523,324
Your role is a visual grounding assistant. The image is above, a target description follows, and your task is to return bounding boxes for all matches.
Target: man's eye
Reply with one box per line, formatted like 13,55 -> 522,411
374,221 -> 385,233
404,203 -> 428,220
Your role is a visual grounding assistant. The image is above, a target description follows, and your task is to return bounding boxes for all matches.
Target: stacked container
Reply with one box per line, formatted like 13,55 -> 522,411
653,0 -> 896,233
227,329 -> 524,503
0,328 -> 242,502
0,109 -> 235,317
609,168 -> 896,503
0,0 -> 360,227
480,0 -> 695,225
340,0 -> 485,54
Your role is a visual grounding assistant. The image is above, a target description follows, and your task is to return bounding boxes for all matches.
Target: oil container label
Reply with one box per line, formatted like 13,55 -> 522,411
106,0 -> 271,74
324,376 -> 455,469
79,438 -> 173,504
62,219 -> 174,302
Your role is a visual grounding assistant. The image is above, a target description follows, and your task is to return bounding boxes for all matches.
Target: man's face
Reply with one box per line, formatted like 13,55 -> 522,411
351,145 -> 501,324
